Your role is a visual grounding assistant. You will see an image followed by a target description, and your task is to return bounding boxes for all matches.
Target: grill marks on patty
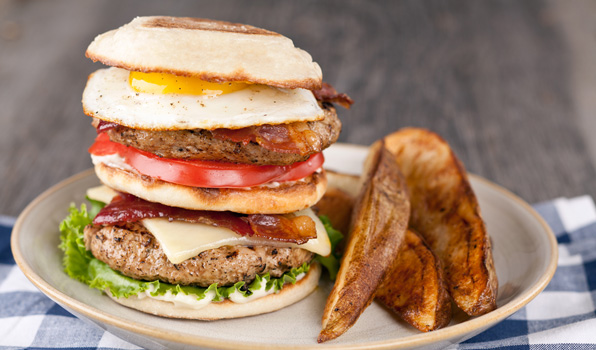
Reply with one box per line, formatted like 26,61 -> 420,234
84,222 -> 314,287
99,103 -> 340,165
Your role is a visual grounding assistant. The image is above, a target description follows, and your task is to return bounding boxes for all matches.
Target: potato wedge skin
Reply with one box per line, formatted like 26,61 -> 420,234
320,170 -> 452,332
318,171 -> 452,331
376,229 -> 451,331
385,128 -> 497,316
318,141 -> 410,343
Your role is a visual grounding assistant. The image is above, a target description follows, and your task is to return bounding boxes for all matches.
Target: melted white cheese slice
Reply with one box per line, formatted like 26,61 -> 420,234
87,185 -> 118,203
86,186 -> 331,264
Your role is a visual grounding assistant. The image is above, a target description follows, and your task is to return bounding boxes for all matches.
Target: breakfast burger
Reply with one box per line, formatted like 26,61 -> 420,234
59,16 -> 351,320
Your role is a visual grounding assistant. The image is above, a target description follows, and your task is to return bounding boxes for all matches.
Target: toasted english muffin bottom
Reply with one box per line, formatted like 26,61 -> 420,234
94,163 -> 327,214
86,16 -> 322,90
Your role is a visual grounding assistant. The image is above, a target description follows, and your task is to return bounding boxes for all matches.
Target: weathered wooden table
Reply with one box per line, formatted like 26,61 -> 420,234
2,0 -> 596,216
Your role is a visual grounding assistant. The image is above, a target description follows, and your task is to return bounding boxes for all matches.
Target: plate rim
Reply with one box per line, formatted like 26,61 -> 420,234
10,143 -> 559,349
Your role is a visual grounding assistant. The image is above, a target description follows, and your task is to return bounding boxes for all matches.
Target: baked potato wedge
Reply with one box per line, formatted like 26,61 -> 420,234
384,128 -> 497,316
318,171 -> 452,332
318,141 -> 410,343
376,228 -> 452,331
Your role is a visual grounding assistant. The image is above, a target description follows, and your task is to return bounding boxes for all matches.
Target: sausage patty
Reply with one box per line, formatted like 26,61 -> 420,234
84,223 -> 314,287
102,103 -> 340,165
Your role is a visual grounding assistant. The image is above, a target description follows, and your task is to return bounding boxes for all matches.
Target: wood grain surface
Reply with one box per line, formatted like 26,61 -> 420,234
1,0 -> 596,216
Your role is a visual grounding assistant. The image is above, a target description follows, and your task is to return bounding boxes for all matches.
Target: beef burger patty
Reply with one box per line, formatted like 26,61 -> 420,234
99,103 -> 340,165
84,223 -> 314,287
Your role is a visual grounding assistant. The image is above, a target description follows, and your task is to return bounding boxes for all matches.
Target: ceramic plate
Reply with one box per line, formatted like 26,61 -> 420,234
11,143 -> 557,349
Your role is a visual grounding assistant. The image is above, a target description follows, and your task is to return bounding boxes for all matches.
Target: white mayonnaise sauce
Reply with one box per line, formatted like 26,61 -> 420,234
136,273 -> 306,309
228,273 -> 305,304
138,285 -> 217,310
91,153 -> 135,172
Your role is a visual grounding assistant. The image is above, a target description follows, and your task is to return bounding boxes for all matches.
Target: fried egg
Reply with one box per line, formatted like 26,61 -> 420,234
82,68 -> 324,130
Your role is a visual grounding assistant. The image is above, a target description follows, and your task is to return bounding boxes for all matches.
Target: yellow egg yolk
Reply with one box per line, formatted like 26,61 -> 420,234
129,71 -> 249,96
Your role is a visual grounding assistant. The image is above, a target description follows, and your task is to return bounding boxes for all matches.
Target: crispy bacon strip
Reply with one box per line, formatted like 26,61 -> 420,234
313,82 -> 354,109
248,214 -> 316,244
93,192 -> 316,244
95,120 -> 119,134
211,122 -> 322,155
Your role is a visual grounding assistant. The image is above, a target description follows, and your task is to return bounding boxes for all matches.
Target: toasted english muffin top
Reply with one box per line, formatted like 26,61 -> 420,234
86,16 -> 322,90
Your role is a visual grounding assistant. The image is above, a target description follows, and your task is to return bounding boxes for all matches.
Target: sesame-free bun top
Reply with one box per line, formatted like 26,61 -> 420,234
86,16 -> 322,90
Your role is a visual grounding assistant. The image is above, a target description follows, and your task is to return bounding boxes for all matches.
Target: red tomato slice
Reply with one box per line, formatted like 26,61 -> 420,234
89,133 -> 324,188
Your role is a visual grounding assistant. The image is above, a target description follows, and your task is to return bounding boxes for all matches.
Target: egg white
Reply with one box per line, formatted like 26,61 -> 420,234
82,67 -> 324,130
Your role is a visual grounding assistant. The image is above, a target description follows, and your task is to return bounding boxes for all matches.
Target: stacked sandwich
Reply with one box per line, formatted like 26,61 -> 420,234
66,16 -> 350,319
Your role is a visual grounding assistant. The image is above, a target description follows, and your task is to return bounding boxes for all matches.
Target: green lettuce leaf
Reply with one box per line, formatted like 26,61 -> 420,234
58,204 -> 309,302
315,215 -> 344,280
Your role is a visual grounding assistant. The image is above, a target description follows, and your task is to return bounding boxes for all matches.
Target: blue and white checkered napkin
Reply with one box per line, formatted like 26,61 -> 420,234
0,215 -> 140,350
2,196 -> 596,349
